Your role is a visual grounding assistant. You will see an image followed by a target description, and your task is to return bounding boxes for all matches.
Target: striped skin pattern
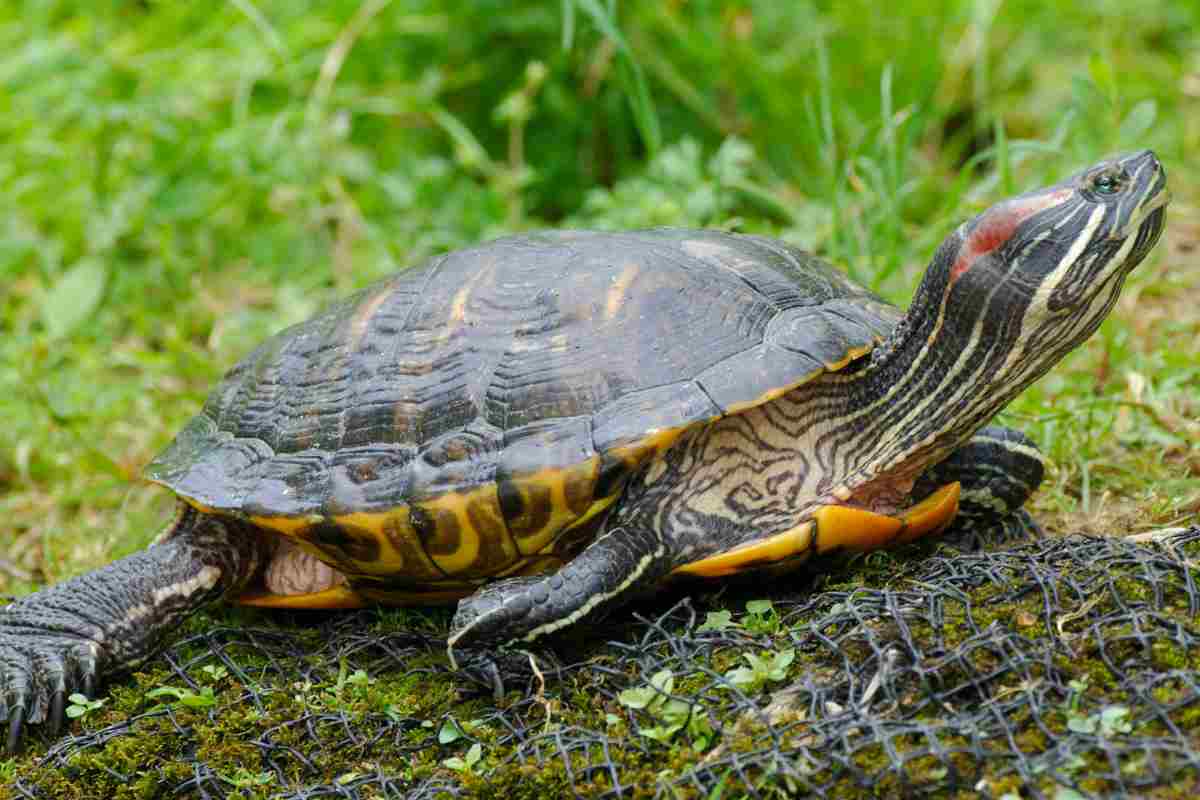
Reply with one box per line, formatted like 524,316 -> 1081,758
0,151 -> 1168,748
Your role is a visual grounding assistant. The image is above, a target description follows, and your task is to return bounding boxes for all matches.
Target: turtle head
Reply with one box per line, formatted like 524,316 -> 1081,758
938,149 -> 1167,350
909,150 -> 1167,397
853,152 -> 1167,482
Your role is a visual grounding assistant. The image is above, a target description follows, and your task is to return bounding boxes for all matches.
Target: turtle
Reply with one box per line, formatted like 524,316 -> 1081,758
0,150 -> 1168,749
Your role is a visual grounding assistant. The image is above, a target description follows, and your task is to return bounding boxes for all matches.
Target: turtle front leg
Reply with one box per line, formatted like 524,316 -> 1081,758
0,506 -> 268,750
912,425 -> 1047,549
448,524 -> 669,670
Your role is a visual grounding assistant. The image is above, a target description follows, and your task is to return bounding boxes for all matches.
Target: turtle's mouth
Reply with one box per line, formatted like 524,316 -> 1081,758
1112,177 -> 1170,241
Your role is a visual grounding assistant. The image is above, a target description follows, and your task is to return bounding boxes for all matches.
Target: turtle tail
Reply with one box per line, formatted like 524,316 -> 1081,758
0,506 -> 269,751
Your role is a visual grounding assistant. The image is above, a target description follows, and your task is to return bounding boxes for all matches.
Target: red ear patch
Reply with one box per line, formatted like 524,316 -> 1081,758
949,188 -> 1072,282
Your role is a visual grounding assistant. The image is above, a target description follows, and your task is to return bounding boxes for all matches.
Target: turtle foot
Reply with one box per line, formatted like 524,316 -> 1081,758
0,509 -> 266,751
0,626 -> 100,751
454,648 -> 564,701
938,509 -> 1044,551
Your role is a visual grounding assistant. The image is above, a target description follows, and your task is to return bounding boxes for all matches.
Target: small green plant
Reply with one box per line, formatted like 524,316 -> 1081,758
219,767 -> 274,790
200,664 -> 229,683
291,680 -> 315,706
328,661 -> 373,697
697,609 -> 735,633
301,660 -> 377,712
438,716 -> 485,744
1067,705 -> 1134,737
617,669 -> 714,748
145,685 -> 217,711
723,649 -> 796,692
1063,675 -> 1133,737
742,599 -> 781,635
443,742 -> 484,774
65,693 -> 106,721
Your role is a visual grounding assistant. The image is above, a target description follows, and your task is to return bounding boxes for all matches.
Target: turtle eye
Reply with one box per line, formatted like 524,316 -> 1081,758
1092,171 -> 1125,195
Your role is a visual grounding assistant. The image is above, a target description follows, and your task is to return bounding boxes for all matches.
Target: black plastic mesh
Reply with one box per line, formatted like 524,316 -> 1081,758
11,527 -> 1200,799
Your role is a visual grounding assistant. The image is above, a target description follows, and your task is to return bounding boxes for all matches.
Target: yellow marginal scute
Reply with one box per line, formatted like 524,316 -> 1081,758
672,522 -> 816,578
813,482 -> 961,553
331,510 -> 416,574
672,483 -> 961,579
509,459 -> 601,555
247,512 -> 323,538
498,554 -> 566,577
894,482 -> 961,544
538,493 -> 620,553
236,585 -> 368,610
610,427 -> 688,464
421,493 -> 484,574
824,342 -> 875,373
721,365 -> 827,416
715,341 -> 874,418
179,498 -> 218,515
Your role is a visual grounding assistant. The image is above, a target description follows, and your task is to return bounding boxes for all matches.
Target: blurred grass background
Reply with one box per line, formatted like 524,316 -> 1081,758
0,0 -> 1197,663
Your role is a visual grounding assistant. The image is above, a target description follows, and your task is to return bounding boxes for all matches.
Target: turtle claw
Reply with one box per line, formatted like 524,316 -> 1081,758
0,630 -> 102,751
938,509 -> 1043,551
454,648 -> 565,702
49,689 -> 65,737
465,654 -> 507,701
7,709 -> 24,755
455,651 -> 509,700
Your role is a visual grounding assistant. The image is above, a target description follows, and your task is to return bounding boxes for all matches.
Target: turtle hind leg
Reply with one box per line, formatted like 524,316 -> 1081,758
447,524 -> 668,671
913,425 -> 1047,550
0,506 -> 268,751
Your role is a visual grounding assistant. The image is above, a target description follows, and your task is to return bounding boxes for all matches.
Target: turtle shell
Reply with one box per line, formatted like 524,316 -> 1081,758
145,229 -> 898,594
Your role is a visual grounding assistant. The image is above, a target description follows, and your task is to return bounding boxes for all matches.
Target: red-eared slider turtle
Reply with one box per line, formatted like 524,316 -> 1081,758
0,151 -> 1168,748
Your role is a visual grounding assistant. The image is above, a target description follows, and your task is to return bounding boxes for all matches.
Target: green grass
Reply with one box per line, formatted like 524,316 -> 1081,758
0,0 -> 1197,791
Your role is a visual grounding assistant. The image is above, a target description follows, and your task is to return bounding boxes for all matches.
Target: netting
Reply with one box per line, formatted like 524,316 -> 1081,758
10,527 -> 1200,799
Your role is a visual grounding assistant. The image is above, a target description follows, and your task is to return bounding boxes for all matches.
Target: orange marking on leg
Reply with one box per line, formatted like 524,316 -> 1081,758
672,484 -> 961,580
